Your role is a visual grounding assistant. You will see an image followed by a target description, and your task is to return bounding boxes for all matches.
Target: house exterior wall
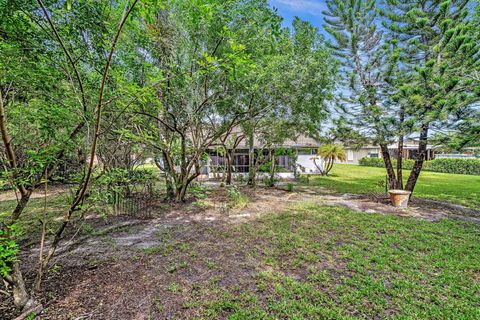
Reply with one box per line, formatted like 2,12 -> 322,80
207,172 -> 295,180
297,154 -> 323,174
342,148 -> 380,165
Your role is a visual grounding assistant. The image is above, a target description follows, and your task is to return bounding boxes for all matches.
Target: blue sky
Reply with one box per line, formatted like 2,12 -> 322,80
267,0 -> 327,32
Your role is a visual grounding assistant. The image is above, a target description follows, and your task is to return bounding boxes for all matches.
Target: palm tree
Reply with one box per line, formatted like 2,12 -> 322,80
311,144 -> 346,176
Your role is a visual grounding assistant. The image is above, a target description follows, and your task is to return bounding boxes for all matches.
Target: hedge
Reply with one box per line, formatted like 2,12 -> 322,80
359,157 -> 480,175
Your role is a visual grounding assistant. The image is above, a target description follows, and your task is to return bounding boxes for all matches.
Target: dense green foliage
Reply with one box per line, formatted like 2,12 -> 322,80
359,157 -> 480,175
324,0 -> 480,192
0,224 -> 20,277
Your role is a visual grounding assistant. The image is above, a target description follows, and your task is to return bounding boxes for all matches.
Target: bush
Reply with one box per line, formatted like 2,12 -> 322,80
0,224 -> 21,277
359,157 -> 480,175
226,185 -> 249,208
297,175 -> 310,184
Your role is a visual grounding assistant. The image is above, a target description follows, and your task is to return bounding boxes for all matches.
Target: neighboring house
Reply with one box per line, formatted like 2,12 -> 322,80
436,147 -> 479,159
343,140 -> 437,165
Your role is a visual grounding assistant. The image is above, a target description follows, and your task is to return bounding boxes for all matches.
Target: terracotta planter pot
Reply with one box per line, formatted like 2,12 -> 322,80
388,189 -> 411,208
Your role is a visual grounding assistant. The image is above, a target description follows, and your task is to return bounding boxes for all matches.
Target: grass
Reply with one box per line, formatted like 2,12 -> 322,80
306,164 -> 480,208
184,203 -> 480,319
0,192 -> 72,242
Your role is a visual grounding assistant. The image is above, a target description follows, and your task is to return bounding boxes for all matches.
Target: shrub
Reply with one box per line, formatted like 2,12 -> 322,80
297,175 -> 310,184
424,158 -> 480,175
226,185 -> 249,208
0,224 -> 21,277
263,176 -> 278,187
359,157 -> 480,175
189,183 -> 208,199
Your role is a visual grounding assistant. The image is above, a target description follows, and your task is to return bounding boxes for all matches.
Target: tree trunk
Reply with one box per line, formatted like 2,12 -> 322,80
269,151 -> 276,187
396,105 -> 406,189
247,129 -> 255,186
11,190 -> 33,222
175,183 -> 188,202
165,177 -> 175,200
380,144 -> 397,189
225,152 -> 233,185
405,123 -> 429,193
158,151 -> 176,201
11,262 -> 29,308
312,158 -> 325,175
325,156 -> 334,175
396,136 -> 404,190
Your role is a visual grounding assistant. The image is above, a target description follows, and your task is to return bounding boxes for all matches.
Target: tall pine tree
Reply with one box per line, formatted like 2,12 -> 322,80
384,0 -> 480,192
323,0 -> 404,189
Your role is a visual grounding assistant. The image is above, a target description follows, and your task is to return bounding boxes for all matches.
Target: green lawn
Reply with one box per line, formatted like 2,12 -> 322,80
179,204 -> 480,319
306,164 -> 480,208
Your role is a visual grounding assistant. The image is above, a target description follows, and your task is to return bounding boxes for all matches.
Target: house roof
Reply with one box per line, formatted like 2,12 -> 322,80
344,140 -> 436,150
208,130 -> 322,150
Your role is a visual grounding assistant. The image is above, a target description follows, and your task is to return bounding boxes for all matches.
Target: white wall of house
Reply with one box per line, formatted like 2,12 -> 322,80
343,148 -> 380,164
296,155 -> 323,174
207,172 -> 295,180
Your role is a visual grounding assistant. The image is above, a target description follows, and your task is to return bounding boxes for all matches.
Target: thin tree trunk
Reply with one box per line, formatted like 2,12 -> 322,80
325,156 -> 334,175
11,191 -> 33,222
396,105 -> 406,189
0,90 -> 34,223
380,143 -> 397,189
1,85 -> 31,309
269,151 -> 276,187
396,137 -> 404,190
11,263 -> 28,309
247,129 -> 255,186
159,151 -> 175,200
405,123 -> 429,193
225,151 -> 233,185
34,0 -> 139,294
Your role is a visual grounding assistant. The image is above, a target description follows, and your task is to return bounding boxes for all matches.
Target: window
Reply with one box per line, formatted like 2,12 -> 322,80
347,150 -> 354,161
276,155 -> 294,171
369,153 -> 379,158
297,148 -> 316,155
233,155 -> 249,173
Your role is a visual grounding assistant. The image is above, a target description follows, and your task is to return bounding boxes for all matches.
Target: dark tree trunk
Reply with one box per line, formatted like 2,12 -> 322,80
325,156 -> 334,175
405,123 -> 429,193
268,151 -> 276,187
396,105 -> 406,189
174,157 -> 201,202
157,152 -> 175,200
175,183 -> 188,203
11,190 -> 33,222
396,136 -> 404,190
380,143 -> 397,189
225,151 -> 233,185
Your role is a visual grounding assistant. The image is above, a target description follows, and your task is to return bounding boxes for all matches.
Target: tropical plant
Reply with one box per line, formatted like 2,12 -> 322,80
312,144 -> 346,176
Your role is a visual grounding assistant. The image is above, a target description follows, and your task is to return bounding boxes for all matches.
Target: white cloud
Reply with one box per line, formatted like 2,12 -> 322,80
270,0 -> 326,15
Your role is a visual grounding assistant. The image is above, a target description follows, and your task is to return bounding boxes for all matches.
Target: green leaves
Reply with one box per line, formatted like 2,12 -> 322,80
0,224 -> 21,277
